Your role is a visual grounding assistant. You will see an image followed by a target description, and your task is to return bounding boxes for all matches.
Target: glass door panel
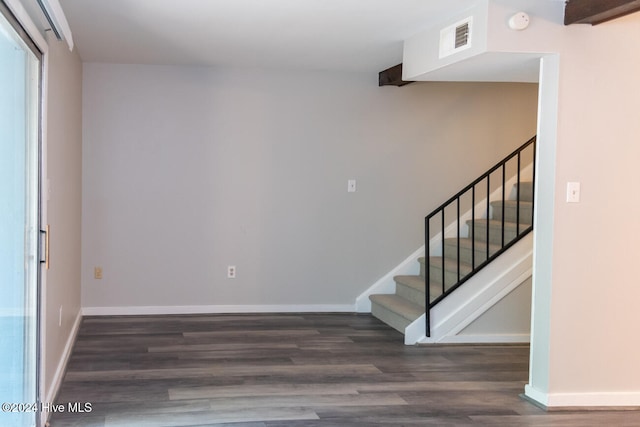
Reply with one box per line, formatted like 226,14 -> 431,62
0,5 -> 41,427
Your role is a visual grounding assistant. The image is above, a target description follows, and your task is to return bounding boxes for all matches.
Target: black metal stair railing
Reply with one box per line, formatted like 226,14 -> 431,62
424,136 -> 536,337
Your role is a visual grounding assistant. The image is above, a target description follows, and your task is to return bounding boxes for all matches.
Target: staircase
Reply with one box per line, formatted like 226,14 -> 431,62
369,137 -> 535,336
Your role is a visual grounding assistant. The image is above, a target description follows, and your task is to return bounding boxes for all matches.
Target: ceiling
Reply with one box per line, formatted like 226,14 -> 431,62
53,0 -> 478,72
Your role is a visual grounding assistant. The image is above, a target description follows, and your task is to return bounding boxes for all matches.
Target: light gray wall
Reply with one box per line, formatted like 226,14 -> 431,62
43,34 -> 82,398
81,63 -> 538,310
459,277 -> 532,337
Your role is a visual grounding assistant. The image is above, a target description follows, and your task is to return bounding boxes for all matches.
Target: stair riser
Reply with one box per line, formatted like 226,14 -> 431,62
491,206 -> 533,224
419,256 -> 473,285
371,302 -> 412,333
421,257 -> 479,277
516,183 -> 534,203
395,281 -> 444,307
421,240 -> 499,272
428,266 -> 472,288
466,223 -> 528,246
442,244 -> 496,266
396,282 -> 427,308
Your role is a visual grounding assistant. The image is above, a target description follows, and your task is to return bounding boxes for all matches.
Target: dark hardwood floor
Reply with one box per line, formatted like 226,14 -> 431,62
50,313 -> 640,426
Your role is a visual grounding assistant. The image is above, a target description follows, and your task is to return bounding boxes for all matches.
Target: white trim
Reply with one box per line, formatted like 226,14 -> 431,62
42,309 -> 81,424
436,333 -> 529,344
39,36 -> 51,427
36,0 -> 74,50
525,385 -> 640,407
1,7 -> 52,425
355,246 -> 424,312
82,304 -> 356,316
524,384 -> 549,407
3,0 -> 49,53
404,313 -> 426,345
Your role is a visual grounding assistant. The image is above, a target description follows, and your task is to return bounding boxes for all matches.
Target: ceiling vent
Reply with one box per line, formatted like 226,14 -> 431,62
439,17 -> 473,59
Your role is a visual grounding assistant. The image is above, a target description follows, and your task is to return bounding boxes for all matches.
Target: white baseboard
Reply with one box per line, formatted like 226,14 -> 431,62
82,304 -> 356,316
408,332 -> 530,346
436,333 -> 530,344
42,309 -> 82,426
524,384 -> 549,407
525,384 -> 640,407
404,313 -> 426,345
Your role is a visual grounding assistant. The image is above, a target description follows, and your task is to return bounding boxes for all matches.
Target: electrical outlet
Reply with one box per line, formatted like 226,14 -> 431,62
227,265 -> 236,279
94,267 -> 103,279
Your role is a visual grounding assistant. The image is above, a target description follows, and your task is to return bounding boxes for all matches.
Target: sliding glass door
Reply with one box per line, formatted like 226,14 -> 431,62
0,3 -> 42,427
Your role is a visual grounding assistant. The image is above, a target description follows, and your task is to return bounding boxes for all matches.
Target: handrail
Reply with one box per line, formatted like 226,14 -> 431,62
424,136 -> 536,337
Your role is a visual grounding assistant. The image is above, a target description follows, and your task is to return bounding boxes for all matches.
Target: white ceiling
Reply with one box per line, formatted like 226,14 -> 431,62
55,0 -> 478,72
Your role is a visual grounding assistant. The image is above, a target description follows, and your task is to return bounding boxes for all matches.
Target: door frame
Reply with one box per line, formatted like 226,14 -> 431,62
1,2 -> 49,426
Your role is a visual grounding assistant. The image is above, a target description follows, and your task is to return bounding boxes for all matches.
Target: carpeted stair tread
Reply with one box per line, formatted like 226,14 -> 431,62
466,219 -> 531,245
369,294 -> 424,332
444,237 -> 502,253
441,237 -> 502,266
491,200 -> 533,208
394,274 -> 426,291
394,274 -> 449,305
369,294 -> 423,319
417,257 -> 473,269
428,256 -> 473,272
417,256 -> 474,283
490,200 -> 533,224
467,218 -> 531,232
514,181 -> 534,202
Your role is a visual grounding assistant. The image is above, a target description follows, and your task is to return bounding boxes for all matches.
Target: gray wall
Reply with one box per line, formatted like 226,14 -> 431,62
460,277 -> 532,337
81,64 -> 538,310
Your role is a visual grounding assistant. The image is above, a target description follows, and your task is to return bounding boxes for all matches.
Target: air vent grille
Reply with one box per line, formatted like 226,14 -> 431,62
439,16 -> 473,59
455,22 -> 469,49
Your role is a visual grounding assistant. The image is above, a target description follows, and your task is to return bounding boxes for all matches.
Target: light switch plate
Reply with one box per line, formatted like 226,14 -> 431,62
347,179 -> 356,193
567,182 -> 580,203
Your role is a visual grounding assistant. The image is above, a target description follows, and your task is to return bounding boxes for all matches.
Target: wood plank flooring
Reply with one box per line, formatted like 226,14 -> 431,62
49,313 -> 640,426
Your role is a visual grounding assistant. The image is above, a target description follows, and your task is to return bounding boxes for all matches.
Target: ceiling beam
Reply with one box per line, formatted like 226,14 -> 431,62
565,0 -> 640,25
378,63 -> 414,87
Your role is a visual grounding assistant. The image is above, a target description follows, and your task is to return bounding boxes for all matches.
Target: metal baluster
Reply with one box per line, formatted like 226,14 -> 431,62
457,197 -> 460,282
517,152 -> 521,236
486,176 -> 490,263
441,210 -> 445,294
531,139 -> 536,225
471,185 -> 475,269
425,216 -> 431,337
501,163 -> 505,248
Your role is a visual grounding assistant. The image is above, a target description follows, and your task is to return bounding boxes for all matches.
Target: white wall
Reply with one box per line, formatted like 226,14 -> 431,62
81,64 -> 538,312
403,0 -> 489,80
42,33 -> 83,402
542,13 -> 640,405
492,2 -> 640,406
